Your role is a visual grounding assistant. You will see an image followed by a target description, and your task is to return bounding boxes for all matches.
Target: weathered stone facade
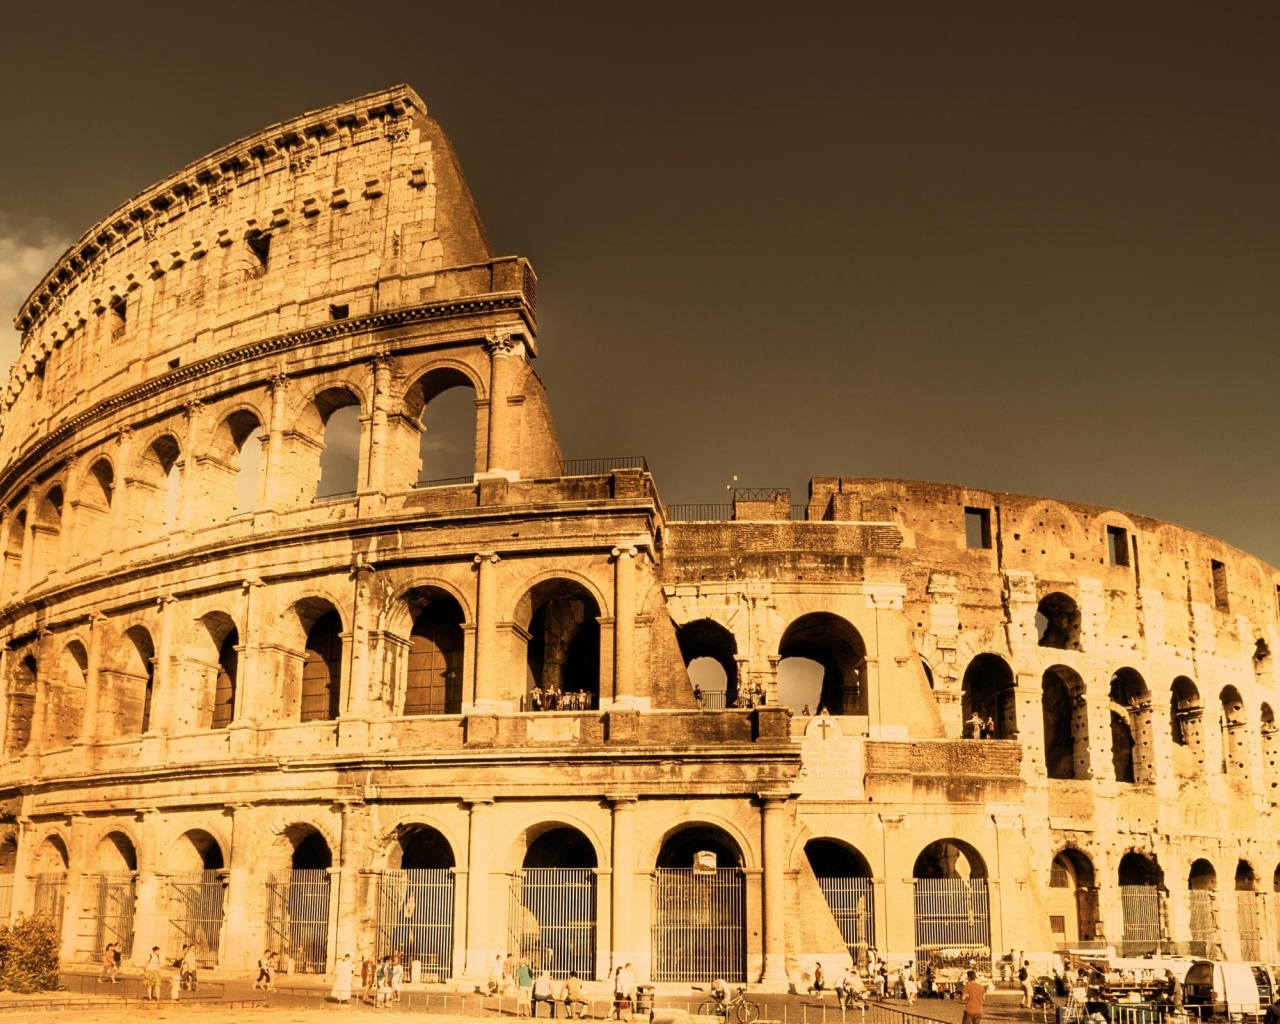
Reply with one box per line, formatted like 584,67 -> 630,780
0,86 -> 1277,986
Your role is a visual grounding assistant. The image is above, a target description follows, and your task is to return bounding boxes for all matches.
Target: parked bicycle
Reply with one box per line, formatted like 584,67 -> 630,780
699,985 -> 761,1023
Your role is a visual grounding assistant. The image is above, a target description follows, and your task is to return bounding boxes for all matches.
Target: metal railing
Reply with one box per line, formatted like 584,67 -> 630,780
508,868 -> 597,980
651,868 -> 746,982
667,503 -> 733,521
1188,889 -> 1214,946
560,456 -> 649,476
818,876 -> 875,966
414,476 -> 474,489
0,876 -> 12,926
913,878 -> 991,975
1121,884 -> 1162,948
266,870 -> 330,974
1238,890 -> 1262,961
311,490 -> 356,504
377,869 -> 455,980
167,871 -> 225,969
92,873 -> 137,957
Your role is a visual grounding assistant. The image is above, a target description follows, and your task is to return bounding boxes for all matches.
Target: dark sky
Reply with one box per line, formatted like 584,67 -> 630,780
2,2 -> 1277,566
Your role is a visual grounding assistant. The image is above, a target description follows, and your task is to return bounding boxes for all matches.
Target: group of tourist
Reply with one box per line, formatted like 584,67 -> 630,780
967,711 -> 998,739
323,952 -> 405,1006
485,953 -> 604,1018
101,941 -> 202,1001
528,685 -> 595,712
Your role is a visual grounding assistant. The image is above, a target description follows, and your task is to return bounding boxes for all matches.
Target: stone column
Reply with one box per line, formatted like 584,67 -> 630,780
178,400 -> 203,535
235,578 -> 264,724
609,795 -> 637,972
0,507 -> 12,597
221,803 -> 258,971
344,562 -> 377,724
483,332 -> 525,476
17,490 -> 36,594
759,792 -> 789,985
55,454 -> 80,575
335,801 -> 371,963
363,354 -> 393,497
472,554 -> 501,708
60,813 -> 93,962
263,374 -> 290,510
108,427 -> 132,553
460,797 -> 495,981
79,612 -> 107,746
612,548 -> 636,705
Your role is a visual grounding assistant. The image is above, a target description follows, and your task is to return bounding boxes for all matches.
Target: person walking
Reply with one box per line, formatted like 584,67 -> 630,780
143,946 -> 163,1001
903,962 -> 918,1006
98,942 -> 117,983
811,962 -> 826,997
515,957 -> 534,1017
181,943 -> 199,991
1020,960 -> 1034,1008
962,970 -> 987,1024
331,953 -> 355,1004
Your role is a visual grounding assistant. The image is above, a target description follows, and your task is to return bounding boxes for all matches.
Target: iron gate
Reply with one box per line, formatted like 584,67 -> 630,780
0,876 -> 12,926
376,869 -> 455,981
651,868 -> 745,983
913,878 -> 991,973
266,870 -> 331,974
93,873 -> 137,957
168,871 -> 225,968
31,872 -> 65,938
817,876 -> 875,966
1188,890 -> 1215,949
1120,884 -> 1162,950
508,868 -> 596,979
1237,891 -> 1261,961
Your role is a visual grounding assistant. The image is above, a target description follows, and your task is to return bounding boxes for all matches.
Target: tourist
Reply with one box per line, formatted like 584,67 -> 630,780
1019,960 -> 1033,1008
968,711 -> 985,738
903,961 -> 918,1006
710,978 -> 729,1004
810,962 -> 826,997
694,685 -> 704,709
532,969 -> 556,1017
563,970 -> 589,1019
181,943 -> 199,991
802,704 -> 811,716
391,953 -> 404,1002
961,970 -> 986,1024
331,953 -> 355,1003
98,942 -> 117,983
618,962 -> 638,1012
515,957 -> 534,1016
254,949 -> 272,990
144,945 -> 163,1001
984,716 -> 996,739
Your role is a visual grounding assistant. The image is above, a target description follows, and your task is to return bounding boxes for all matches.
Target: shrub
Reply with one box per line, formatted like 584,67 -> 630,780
0,915 -> 60,992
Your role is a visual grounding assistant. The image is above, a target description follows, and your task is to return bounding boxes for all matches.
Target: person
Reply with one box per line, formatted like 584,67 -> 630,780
563,970 -> 589,1019
984,716 -> 996,739
503,952 -> 516,994
516,957 -> 534,1017
962,969 -> 987,1024
836,965 -> 859,1008
1019,959 -> 1033,1008
817,704 -> 830,716
99,942 -> 117,983
181,943 -> 199,991
876,964 -> 888,999
617,962 -> 638,1013
113,942 -> 123,979
533,969 -> 557,1017
254,950 -> 272,991
710,978 -> 729,1004
802,704 -> 811,716
531,685 -> 543,712
811,962 -> 826,997
1167,970 -> 1183,1012
694,684 -> 704,709
332,953 -> 355,1004
968,711 -> 985,738
144,945 -> 163,1001
391,953 -> 405,1002
489,954 -> 504,995
903,962 -> 918,1006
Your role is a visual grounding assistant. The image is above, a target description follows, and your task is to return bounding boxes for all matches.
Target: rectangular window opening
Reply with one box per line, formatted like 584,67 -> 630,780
246,231 -> 271,274
1212,559 -> 1230,612
109,297 -> 127,338
1107,525 -> 1130,567
329,303 -> 349,320
965,507 -> 992,550
167,357 -> 180,370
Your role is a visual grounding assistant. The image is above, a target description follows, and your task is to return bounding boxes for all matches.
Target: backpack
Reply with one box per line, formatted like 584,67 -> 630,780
1019,967 -> 1028,982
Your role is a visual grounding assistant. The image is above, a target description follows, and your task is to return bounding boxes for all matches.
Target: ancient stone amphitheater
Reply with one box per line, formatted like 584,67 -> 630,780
0,85 -> 1277,987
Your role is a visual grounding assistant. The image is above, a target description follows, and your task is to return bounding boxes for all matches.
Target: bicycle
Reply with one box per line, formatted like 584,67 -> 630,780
699,986 -> 761,1024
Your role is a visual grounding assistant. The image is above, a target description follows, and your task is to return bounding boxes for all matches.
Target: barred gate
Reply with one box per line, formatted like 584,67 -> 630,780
1236,891 -> 1261,961
508,868 -> 596,979
31,872 -> 65,939
377,869 -> 455,981
817,876 -> 875,966
651,868 -> 745,983
167,871 -> 225,968
1120,885 -> 1162,951
93,873 -> 137,957
266,870 -> 330,974
913,878 -> 991,974
1188,890 -> 1215,949
0,876 -> 13,926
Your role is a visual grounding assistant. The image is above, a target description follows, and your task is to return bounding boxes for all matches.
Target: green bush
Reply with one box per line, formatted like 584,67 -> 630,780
0,915 -> 61,992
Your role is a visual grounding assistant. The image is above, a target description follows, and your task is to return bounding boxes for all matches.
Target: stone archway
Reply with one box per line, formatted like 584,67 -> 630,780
377,824 -> 456,980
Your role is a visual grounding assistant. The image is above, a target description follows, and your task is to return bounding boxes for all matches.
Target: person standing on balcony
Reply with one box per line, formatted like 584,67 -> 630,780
968,711 -> 985,738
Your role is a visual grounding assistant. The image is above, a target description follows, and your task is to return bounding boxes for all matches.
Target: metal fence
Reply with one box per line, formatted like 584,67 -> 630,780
1237,891 -> 1261,961
1120,885 -> 1162,949
560,456 -> 649,476
31,872 -> 66,939
666,504 -> 733,522
93,873 -> 137,957
266,870 -> 331,974
651,868 -> 745,983
0,876 -> 12,926
1188,890 -> 1215,947
913,878 -> 991,974
508,868 -> 596,979
167,871 -> 225,968
377,869 -> 455,981
817,876 -> 875,966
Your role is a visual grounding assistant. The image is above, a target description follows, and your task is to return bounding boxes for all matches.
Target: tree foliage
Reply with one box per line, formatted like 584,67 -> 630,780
0,914 -> 61,992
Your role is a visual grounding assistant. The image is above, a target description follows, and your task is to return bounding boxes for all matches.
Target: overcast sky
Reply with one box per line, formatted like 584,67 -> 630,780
1,1 -> 1277,567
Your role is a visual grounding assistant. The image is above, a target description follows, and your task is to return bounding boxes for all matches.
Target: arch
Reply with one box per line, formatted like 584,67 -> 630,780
1235,860 -> 1257,891
1036,592 -> 1082,650
511,823 -> 599,978
1187,857 -> 1219,951
1220,685 -> 1249,778
1171,676 -> 1204,758
404,366 -> 480,487
385,823 -> 456,870
3,652 -> 37,756
656,822 -> 746,870
377,823 -> 458,978
516,578 -> 603,709
167,829 -> 226,874
300,607 -> 343,722
912,838 -> 991,975
93,831 -> 138,874
76,458 -> 114,561
401,588 -> 465,716
34,833 -> 69,873
778,613 -> 867,716
676,619 -> 739,709
132,433 -> 182,537
960,654 -> 1015,739
103,625 -> 156,736
1119,850 -> 1166,953
524,826 -> 599,869
804,839 -> 875,966
1042,665 -> 1087,780
193,611 -> 239,730
3,506 -> 25,596
1049,848 -> 1101,944
313,386 -> 363,499
44,639 -> 88,749
1189,858 -> 1218,891
268,824 -> 333,974
205,408 -> 264,520
1261,703 -> 1280,797
29,484 -> 63,582
912,838 -> 988,880
1109,668 -> 1153,784
1235,860 -> 1262,959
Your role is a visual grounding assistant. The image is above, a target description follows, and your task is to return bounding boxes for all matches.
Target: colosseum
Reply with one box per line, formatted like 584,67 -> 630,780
0,84 -> 1277,989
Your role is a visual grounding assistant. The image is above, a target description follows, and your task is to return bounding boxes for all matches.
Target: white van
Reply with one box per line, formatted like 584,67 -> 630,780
1183,960 -> 1274,1019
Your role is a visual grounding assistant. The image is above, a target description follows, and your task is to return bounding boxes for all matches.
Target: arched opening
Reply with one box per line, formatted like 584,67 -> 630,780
132,434 -> 181,538
3,653 -> 37,756
300,609 -> 343,722
45,641 -> 88,749
403,590 -> 465,716
1235,861 -> 1261,961
314,389 -> 362,500
511,826 -> 598,978
191,612 -> 239,731
406,369 -> 478,486
1171,676 -> 1204,767
676,619 -> 739,710
1220,686 -> 1248,780
76,460 -> 113,561
961,654 -> 1016,739
805,839 -> 874,966
912,839 -> 991,976
1262,704 -> 1280,799
1036,593 -> 1082,650
103,626 -> 156,736
266,826 -> 332,974
778,613 -> 867,716
1049,849 -> 1100,945
31,835 -> 68,937
1109,668 -> 1153,783
518,580 -> 601,710
1042,665 -> 1087,780
652,824 -> 745,982
379,825 -> 456,979
3,507 -> 25,596
0,835 -> 15,924
1188,858 -> 1219,954
166,830 -> 226,968
1118,852 -> 1165,955
29,486 -> 62,582
92,832 -> 138,957
204,410 -> 263,520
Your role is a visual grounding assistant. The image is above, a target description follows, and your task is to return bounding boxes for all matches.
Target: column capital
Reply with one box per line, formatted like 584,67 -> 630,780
462,794 -> 495,808
758,791 -> 792,806
607,794 -> 639,807
484,331 -> 527,359
474,552 -> 500,565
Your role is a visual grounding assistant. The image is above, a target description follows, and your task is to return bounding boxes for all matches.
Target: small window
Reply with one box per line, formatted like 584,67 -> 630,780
167,357 -> 180,370
109,296 -> 127,338
329,303 -> 349,320
246,231 -> 271,275
1106,525 -> 1130,567
1211,559 -> 1229,612
1049,915 -> 1066,935
965,507 -> 992,549
1049,864 -> 1069,887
